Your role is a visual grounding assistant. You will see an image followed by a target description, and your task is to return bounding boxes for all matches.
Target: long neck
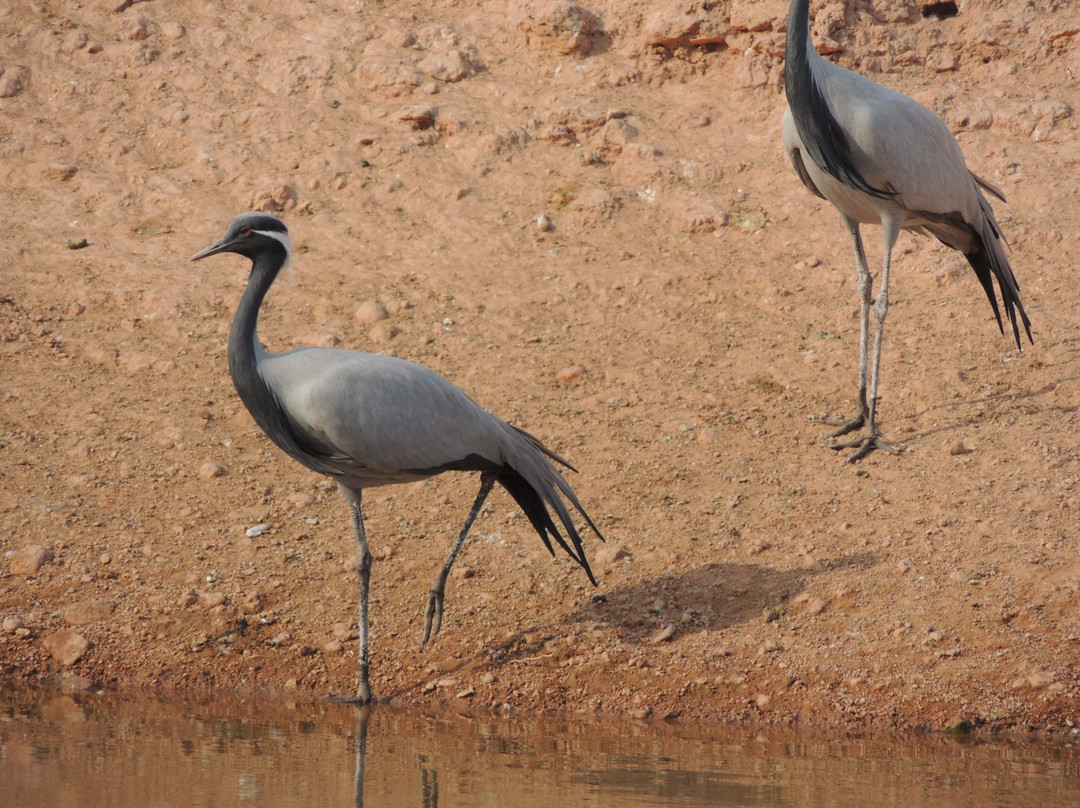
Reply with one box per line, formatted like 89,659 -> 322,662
785,0 -> 825,156
785,0 -> 814,91
784,0 -> 894,199
227,252 -> 295,447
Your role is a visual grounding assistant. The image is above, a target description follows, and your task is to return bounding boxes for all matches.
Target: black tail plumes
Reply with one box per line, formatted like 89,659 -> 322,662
965,219 -> 1033,351
495,471 -> 599,586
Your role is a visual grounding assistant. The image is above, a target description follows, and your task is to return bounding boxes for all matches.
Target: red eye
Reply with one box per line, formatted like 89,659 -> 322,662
241,227 -> 252,236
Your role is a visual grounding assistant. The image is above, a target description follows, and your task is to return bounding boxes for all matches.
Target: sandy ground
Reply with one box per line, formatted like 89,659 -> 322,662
2,0 -> 1080,733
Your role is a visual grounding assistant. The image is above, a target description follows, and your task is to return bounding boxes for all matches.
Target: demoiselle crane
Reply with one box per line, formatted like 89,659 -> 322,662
782,0 -> 1032,461
191,212 -> 602,703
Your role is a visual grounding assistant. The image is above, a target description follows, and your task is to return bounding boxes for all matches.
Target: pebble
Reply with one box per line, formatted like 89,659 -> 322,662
323,640 -> 344,653
246,523 -> 273,537
198,461 -> 226,480
7,545 -> 54,576
178,590 -> 197,608
354,300 -> 389,323
42,630 -> 90,666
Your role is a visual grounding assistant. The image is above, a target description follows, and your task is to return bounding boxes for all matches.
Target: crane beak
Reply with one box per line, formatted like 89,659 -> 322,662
190,238 -> 232,262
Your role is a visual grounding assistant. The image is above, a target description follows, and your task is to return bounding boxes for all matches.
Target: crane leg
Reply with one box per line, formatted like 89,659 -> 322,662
831,219 -> 902,462
421,474 -> 495,650
337,486 -> 376,704
824,220 -> 872,439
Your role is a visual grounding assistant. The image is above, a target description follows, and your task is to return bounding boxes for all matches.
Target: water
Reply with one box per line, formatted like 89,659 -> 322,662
1,688 -> 1078,807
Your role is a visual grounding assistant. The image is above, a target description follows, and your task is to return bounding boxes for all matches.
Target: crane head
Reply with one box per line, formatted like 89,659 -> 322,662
191,211 -> 293,268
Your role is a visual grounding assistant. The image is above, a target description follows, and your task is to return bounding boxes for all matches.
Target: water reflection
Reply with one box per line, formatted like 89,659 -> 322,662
1,687 -> 1078,808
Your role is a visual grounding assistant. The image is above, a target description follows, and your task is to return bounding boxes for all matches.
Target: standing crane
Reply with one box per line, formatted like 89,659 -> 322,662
191,211 -> 602,703
782,0 -> 1032,461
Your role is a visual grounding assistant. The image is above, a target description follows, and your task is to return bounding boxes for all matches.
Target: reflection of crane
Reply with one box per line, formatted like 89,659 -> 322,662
782,0 -> 1032,460
192,212 -> 601,703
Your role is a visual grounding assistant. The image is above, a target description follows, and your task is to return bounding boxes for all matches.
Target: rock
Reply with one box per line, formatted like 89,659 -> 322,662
245,523 -> 273,537
369,322 -> 399,343
332,623 -> 357,641
650,623 -> 676,643
398,104 -> 437,130
46,163 -> 79,181
323,640 -> 343,653
947,439 -> 972,456
198,461 -> 226,479
286,492 -> 315,509
60,674 -> 98,694
42,630 -> 90,666
160,22 -> 186,39
945,715 -> 974,734
178,589 -> 197,608
452,564 -> 475,580
594,544 -> 629,566
354,300 -> 389,323
200,592 -> 227,609
0,65 -> 30,98
3,616 -> 26,634
517,2 -> 604,57
643,11 -> 727,48
729,0 -> 786,33
122,15 -> 159,41
556,365 -> 584,383
1028,669 -> 1056,688
63,598 -> 115,625
8,545 -> 54,576
418,50 -> 477,83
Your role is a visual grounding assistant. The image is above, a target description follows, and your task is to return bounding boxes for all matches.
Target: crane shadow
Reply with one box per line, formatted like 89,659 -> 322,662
568,552 -> 878,643
891,373 -> 1080,446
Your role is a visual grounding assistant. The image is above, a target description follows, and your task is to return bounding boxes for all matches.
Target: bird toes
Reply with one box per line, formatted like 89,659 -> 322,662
822,413 -> 866,439
830,435 -> 901,463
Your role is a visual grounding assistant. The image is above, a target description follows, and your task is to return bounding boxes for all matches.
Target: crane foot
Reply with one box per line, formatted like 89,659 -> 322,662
830,435 -> 900,463
420,587 -> 444,650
